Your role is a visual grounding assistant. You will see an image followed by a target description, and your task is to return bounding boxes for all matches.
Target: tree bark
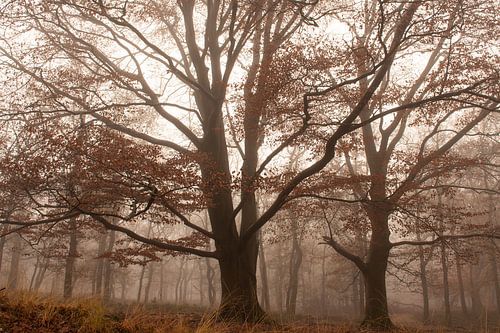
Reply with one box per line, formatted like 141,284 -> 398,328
63,218 -> 78,299
361,207 -> 394,330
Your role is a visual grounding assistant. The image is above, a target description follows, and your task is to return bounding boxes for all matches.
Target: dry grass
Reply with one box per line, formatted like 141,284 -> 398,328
0,291 -> 494,333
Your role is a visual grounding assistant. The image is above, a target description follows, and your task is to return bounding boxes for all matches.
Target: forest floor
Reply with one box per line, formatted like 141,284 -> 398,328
0,291 -> 495,333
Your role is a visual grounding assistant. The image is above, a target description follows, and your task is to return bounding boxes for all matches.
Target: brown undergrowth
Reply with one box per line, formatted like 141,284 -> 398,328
0,291 -> 488,333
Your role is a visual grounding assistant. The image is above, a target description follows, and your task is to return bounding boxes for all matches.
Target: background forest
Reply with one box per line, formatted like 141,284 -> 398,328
0,0 -> 498,332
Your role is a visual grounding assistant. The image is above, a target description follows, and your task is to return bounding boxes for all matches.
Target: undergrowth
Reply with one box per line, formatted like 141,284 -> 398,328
0,291 -> 490,332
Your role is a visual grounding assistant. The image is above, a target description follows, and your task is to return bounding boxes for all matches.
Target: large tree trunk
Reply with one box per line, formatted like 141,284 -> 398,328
216,249 -> 265,321
361,208 -> 393,330
63,218 -> 78,299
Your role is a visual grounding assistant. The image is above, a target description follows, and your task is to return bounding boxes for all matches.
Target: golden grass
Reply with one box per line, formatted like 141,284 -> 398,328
0,291 -> 493,333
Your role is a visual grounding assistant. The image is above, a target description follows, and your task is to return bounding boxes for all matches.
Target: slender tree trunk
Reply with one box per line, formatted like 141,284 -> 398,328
34,257 -> 49,291
358,272 -> 365,318
144,263 -> 154,304
418,245 -> 430,324
440,241 -> 451,326
258,237 -> 270,312
103,229 -> 116,302
63,218 -> 78,299
491,248 -> 500,318
415,222 -> 431,324
29,256 -> 40,291
205,258 -> 216,307
138,264 -> 147,303
321,247 -> 327,316
0,225 -> 8,275
93,232 -> 107,295
285,219 -> 302,317
7,233 -> 21,290
487,192 -> 500,317
469,263 -> 484,319
159,260 -> 165,302
277,242 -> 284,314
455,254 -> 468,317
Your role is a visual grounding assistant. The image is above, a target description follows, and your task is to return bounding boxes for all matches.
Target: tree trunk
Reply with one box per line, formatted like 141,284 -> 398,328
285,219 -> 302,317
103,229 -> 116,302
34,257 -> 49,291
138,263 -> 147,303
0,225 -> 8,275
418,245 -> 430,324
455,254 -> 468,317
205,258 -> 216,307
63,218 -> 78,299
29,256 -> 40,291
7,233 -> 22,290
491,247 -> 500,318
258,237 -> 270,312
440,241 -> 451,326
93,232 -> 107,295
361,208 -> 393,330
159,260 -> 165,302
144,263 -> 154,304
216,250 -> 265,321
469,262 -> 484,319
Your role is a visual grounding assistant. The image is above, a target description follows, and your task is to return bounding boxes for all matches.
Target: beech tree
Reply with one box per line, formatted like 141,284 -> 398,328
0,0 -> 498,326
292,0 -> 499,328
